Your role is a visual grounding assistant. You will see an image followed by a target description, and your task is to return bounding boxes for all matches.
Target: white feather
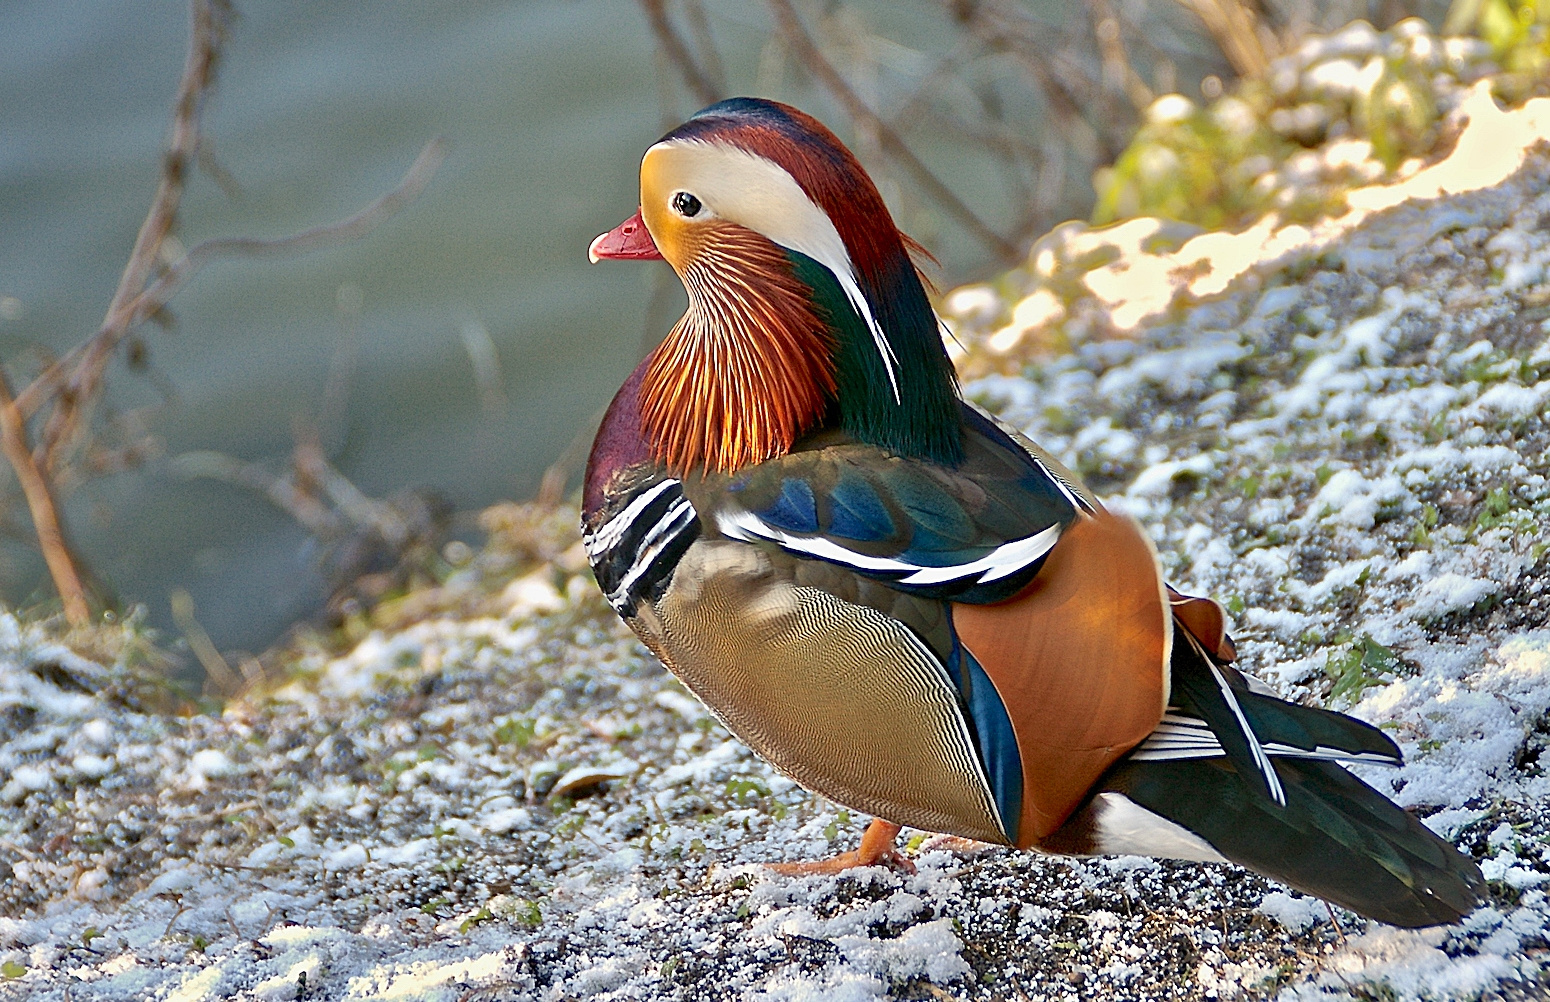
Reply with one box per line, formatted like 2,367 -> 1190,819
716,508 -> 1061,588
1131,713 -> 1400,766
584,479 -> 681,558
1081,792 -> 1227,862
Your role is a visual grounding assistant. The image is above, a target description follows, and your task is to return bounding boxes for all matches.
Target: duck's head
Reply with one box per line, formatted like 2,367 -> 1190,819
591,98 -> 960,475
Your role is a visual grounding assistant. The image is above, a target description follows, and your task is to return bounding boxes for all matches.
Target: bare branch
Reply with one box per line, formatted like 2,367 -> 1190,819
638,0 -> 723,106
767,0 -> 1020,264
1088,0 -> 1155,112
0,370 -> 88,625
100,0 -> 228,335
682,0 -> 726,97
170,588 -> 242,694
944,0 -> 1116,165
881,33 -> 983,129
292,431 -> 409,546
126,138 -> 447,330
1175,0 -> 1272,78
0,0 -> 442,623
196,137 -> 243,200
15,137 -> 446,424
26,0 -> 231,487
169,450 -> 335,537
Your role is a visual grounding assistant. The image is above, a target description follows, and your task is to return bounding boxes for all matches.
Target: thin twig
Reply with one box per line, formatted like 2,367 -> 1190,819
101,0 -> 225,345
16,138 -> 446,425
1088,0 -> 1155,111
293,432 -> 408,545
150,139 -> 446,278
0,0 -> 226,621
881,32 -> 982,129
162,897 -> 191,938
1176,0 -> 1271,78
767,0 -> 1020,264
682,0 -> 725,97
18,131 -> 439,604
638,0 -> 723,106
1324,900 -> 1347,942
535,408 -> 606,509
169,451 -> 335,537
944,0 -> 1114,164
170,588 -> 242,694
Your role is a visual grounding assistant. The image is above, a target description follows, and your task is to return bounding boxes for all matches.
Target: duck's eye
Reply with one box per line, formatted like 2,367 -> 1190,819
671,191 -> 702,217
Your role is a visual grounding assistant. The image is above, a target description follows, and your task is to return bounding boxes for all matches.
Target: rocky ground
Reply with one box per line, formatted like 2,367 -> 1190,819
4,26 -> 1550,1002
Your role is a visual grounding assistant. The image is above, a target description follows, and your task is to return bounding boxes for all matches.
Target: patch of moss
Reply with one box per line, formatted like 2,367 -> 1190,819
1325,634 -> 1406,706
1093,18 -> 1505,231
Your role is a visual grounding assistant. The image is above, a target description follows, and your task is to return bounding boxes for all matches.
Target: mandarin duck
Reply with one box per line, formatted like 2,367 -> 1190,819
582,98 -> 1484,928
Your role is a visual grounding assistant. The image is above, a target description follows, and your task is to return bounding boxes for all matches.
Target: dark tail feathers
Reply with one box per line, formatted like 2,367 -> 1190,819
1104,753 -> 1485,927
1114,631 -> 1484,927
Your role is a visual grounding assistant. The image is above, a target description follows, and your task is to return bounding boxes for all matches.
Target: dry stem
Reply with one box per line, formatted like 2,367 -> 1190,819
34,0 -> 230,475
639,0 -> 724,106
1177,0 -> 1273,78
15,138 -> 446,426
0,370 -> 88,625
767,0 -> 1019,264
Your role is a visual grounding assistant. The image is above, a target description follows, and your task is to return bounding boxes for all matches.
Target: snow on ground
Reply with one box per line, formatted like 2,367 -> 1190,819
5,74 -> 1550,1002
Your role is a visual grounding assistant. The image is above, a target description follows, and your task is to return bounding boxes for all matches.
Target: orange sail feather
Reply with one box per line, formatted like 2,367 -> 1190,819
953,509 -> 1171,845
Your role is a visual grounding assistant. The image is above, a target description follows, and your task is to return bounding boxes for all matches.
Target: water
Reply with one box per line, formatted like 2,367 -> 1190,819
0,1 -> 1022,654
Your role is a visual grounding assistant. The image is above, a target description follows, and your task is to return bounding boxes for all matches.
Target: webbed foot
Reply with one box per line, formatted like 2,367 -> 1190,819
766,819 -> 915,875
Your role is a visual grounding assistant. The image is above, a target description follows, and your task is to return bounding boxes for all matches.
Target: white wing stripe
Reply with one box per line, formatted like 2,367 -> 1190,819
1031,456 -> 1091,513
1207,659 -> 1287,806
1133,714 -> 1399,767
1133,744 -> 1400,766
632,497 -> 694,557
716,509 -> 1061,588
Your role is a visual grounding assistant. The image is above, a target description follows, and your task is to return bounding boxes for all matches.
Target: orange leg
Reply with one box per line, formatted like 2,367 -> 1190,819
767,819 -> 915,875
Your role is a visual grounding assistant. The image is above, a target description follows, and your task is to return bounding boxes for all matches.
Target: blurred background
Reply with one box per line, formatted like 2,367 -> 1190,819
0,0 -> 1460,662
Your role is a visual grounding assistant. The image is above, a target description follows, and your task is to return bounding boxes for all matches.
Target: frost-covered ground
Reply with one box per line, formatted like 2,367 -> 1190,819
5,84 -> 1550,1002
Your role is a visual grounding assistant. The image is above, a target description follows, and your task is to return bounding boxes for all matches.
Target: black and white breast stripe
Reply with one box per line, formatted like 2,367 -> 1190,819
1132,712 -> 1403,768
585,479 -> 701,617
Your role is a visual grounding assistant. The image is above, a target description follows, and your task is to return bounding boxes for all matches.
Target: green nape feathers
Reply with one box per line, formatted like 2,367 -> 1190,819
786,249 -> 962,466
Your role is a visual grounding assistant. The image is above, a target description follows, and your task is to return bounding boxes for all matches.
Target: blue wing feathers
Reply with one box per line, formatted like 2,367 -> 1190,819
893,478 -> 978,548
950,636 -> 1023,845
713,402 -> 1080,601
761,478 -> 820,534
827,476 -> 894,542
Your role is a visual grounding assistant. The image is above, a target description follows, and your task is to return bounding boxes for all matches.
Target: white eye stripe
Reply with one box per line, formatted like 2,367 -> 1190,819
646,139 -> 901,403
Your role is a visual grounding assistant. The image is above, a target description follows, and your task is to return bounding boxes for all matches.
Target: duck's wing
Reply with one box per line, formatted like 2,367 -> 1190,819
685,406 -> 1176,845
699,404 -> 1094,603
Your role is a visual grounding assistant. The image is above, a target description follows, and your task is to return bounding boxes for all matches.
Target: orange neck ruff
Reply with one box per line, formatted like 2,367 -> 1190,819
640,224 -> 836,475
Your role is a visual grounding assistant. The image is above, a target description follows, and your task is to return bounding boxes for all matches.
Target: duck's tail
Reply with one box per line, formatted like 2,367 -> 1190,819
1060,627 -> 1486,928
